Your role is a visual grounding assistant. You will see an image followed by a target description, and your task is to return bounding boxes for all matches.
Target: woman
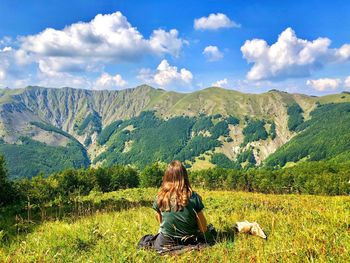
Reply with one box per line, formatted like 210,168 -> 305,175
152,160 -> 210,251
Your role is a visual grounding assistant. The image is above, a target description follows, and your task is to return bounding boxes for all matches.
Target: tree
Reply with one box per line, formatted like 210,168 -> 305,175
211,121 -> 229,139
108,165 -> 139,190
94,167 -> 111,192
270,122 -> 277,139
26,173 -> 57,220
242,119 -> 268,145
211,153 -> 239,169
0,155 -> 13,207
139,162 -> 165,188
226,116 -> 240,125
287,103 -> 304,131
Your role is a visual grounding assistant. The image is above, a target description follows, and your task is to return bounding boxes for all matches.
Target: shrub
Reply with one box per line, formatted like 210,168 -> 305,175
139,162 -> 165,188
270,122 -> 277,139
0,155 -> 14,207
108,165 -> 139,190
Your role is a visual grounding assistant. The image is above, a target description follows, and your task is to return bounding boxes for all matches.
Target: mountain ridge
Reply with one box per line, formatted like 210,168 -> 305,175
1,84 -> 350,178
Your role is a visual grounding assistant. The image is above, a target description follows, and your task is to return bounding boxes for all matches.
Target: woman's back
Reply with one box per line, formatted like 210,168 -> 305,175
152,160 -> 208,250
153,191 -> 204,238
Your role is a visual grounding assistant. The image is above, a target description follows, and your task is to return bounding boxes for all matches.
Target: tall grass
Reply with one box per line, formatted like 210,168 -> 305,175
0,188 -> 349,262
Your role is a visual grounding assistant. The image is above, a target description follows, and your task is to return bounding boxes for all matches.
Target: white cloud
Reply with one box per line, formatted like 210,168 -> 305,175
0,46 -> 27,82
2,46 -> 12,52
18,11 -> 185,74
344,76 -> 350,89
0,37 -> 13,48
212,78 -> 228,87
203,45 -> 223,61
241,27 -> 350,81
0,46 -> 30,88
0,11 -> 189,89
137,68 -> 154,84
35,71 -> 91,89
149,29 -> 185,58
0,69 -> 5,80
335,44 -> 350,62
306,78 -> 341,91
34,69 -> 127,90
0,47 -> 12,78
93,72 -> 127,90
194,13 -> 240,30
138,59 -> 193,88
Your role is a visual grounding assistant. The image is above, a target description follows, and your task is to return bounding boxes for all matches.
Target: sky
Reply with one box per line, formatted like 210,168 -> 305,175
0,0 -> 350,95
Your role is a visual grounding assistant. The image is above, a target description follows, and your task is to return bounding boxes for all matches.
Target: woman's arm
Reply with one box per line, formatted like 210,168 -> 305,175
196,211 -> 208,233
155,212 -> 162,224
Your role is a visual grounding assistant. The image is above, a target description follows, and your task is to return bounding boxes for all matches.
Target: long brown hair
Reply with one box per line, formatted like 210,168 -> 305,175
157,160 -> 192,212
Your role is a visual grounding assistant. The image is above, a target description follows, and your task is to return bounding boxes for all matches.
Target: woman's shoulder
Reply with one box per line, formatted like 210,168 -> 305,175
189,191 -> 204,212
190,191 -> 202,201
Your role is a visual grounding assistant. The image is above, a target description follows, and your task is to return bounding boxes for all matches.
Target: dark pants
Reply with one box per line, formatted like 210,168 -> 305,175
154,232 -> 200,251
137,225 -> 217,254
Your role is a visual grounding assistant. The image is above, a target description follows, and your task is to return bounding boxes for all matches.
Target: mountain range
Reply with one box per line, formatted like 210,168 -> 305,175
1,85 -> 350,178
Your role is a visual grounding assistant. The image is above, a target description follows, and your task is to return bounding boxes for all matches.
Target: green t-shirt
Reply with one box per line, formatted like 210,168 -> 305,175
152,192 -> 205,238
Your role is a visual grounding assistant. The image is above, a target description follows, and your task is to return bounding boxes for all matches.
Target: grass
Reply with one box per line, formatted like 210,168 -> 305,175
190,153 -> 214,171
0,188 -> 349,262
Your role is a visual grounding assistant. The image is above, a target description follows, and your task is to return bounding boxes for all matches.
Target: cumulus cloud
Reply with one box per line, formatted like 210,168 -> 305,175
203,45 -> 223,61
33,70 -> 127,90
0,45 -> 30,83
149,29 -> 185,58
0,47 -> 13,79
194,13 -> 240,30
0,37 -> 13,48
92,72 -> 127,90
18,11 -> 185,74
0,57 -> 32,88
0,69 -> 5,80
138,59 -> 193,88
241,27 -> 350,81
335,44 -> 350,61
2,46 -> 12,52
306,78 -> 341,91
35,70 -> 91,89
212,78 -> 228,87
0,11 -> 189,89
344,76 -> 350,89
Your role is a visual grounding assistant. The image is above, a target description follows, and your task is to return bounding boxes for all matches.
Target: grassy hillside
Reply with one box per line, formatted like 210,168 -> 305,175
0,188 -> 349,262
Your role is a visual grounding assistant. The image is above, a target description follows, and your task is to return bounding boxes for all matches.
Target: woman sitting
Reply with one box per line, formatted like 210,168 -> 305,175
152,160 -> 213,252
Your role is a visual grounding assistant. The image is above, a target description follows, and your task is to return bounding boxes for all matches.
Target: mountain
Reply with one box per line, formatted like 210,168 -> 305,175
1,85 -> 350,178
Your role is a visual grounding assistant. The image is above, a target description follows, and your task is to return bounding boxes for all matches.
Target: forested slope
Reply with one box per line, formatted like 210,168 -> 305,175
1,85 -> 350,178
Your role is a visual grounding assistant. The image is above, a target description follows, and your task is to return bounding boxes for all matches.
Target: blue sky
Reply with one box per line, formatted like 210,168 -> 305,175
0,0 -> 350,95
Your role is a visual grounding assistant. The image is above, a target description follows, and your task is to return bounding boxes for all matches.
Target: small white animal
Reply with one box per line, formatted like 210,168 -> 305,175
235,220 -> 267,239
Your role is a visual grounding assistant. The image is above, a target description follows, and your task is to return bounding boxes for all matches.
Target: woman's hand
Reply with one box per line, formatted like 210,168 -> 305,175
196,211 -> 208,233
155,212 -> 162,224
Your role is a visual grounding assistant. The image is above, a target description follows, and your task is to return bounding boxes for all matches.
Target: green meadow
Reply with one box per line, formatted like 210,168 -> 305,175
1,188 -> 349,262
